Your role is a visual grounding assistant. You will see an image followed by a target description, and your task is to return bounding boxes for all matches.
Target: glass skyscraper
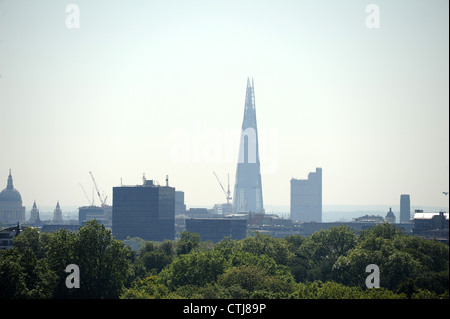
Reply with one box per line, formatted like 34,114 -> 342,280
233,78 -> 264,214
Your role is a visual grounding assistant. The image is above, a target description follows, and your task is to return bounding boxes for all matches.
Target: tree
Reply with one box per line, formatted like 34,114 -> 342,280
237,232 -> 295,265
159,250 -> 226,290
72,220 -> 130,298
177,231 -> 200,255
0,247 -> 56,298
296,225 -> 356,282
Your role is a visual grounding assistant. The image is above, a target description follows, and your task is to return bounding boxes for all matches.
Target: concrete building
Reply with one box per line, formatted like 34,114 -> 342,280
112,178 -> 175,241
400,194 -> 411,223
185,218 -> 247,243
290,168 -> 322,222
0,170 -> 25,225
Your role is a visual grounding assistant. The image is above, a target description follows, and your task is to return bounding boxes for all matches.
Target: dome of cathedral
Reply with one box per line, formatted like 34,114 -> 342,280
0,170 -> 22,204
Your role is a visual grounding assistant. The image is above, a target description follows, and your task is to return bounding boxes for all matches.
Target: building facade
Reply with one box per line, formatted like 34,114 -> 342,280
400,194 -> 411,223
0,170 -> 25,225
185,218 -> 247,243
290,168 -> 322,222
112,179 -> 175,241
233,78 -> 264,214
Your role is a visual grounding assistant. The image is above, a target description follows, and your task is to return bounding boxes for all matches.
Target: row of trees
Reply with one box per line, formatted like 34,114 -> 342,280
0,221 -> 448,299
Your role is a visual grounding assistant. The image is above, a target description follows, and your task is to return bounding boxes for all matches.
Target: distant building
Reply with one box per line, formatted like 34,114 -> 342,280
28,200 -> 42,226
52,201 -> 63,223
233,78 -> 264,214
0,170 -> 26,225
175,191 -> 186,215
352,214 -> 384,223
185,218 -> 247,243
413,211 -> 449,244
112,178 -> 175,241
78,205 -> 107,226
385,207 -> 396,224
0,223 -> 21,249
40,224 -> 80,233
290,168 -> 322,222
400,194 -> 411,223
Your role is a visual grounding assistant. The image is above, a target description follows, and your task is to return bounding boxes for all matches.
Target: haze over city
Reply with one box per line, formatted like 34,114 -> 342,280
0,0 -> 448,212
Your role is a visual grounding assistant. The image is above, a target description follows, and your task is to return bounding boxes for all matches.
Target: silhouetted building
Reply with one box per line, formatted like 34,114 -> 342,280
112,179 -> 175,241
185,218 -> 247,243
290,168 -> 322,222
233,78 -> 264,214
400,194 -> 411,223
0,170 -> 25,225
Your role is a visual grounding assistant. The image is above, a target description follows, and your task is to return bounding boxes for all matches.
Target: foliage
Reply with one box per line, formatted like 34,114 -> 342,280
1,222 -> 448,299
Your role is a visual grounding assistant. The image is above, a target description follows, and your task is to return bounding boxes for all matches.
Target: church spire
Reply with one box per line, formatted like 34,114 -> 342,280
6,169 -> 13,189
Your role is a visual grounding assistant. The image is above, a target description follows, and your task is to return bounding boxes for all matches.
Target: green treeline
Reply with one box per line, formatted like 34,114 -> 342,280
0,220 -> 448,299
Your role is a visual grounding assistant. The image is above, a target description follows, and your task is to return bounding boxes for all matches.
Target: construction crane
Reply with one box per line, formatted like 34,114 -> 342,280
89,171 -> 108,207
79,183 -> 94,206
213,171 -> 232,205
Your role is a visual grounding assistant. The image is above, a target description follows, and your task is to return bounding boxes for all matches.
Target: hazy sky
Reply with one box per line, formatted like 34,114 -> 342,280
0,0 -> 448,211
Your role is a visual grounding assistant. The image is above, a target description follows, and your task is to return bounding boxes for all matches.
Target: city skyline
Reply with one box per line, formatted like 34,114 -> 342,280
0,1 -> 448,210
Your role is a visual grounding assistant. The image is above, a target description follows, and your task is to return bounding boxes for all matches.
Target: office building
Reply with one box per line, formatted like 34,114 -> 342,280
233,78 -> 264,214
175,191 -> 186,215
185,218 -> 247,243
400,194 -> 411,223
112,178 -> 175,241
79,205 -> 106,225
290,168 -> 322,222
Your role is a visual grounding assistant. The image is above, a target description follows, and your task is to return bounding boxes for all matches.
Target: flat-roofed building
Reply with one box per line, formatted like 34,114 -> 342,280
113,179 -> 175,241
185,218 -> 247,243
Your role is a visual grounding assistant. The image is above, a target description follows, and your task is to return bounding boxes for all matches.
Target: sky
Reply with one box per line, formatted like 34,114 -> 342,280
0,0 -> 448,212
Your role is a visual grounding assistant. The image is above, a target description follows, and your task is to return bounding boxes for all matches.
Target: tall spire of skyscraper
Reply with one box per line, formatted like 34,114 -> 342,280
233,78 -> 264,213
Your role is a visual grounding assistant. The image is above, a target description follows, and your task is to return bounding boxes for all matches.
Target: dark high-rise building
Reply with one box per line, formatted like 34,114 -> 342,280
112,179 -> 175,241
400,194 -> 411,223
233,78 -> 264,213
290,168 -> 322,222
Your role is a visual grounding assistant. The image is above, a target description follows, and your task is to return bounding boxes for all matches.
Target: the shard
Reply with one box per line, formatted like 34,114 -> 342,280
233,78 -> 264,213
